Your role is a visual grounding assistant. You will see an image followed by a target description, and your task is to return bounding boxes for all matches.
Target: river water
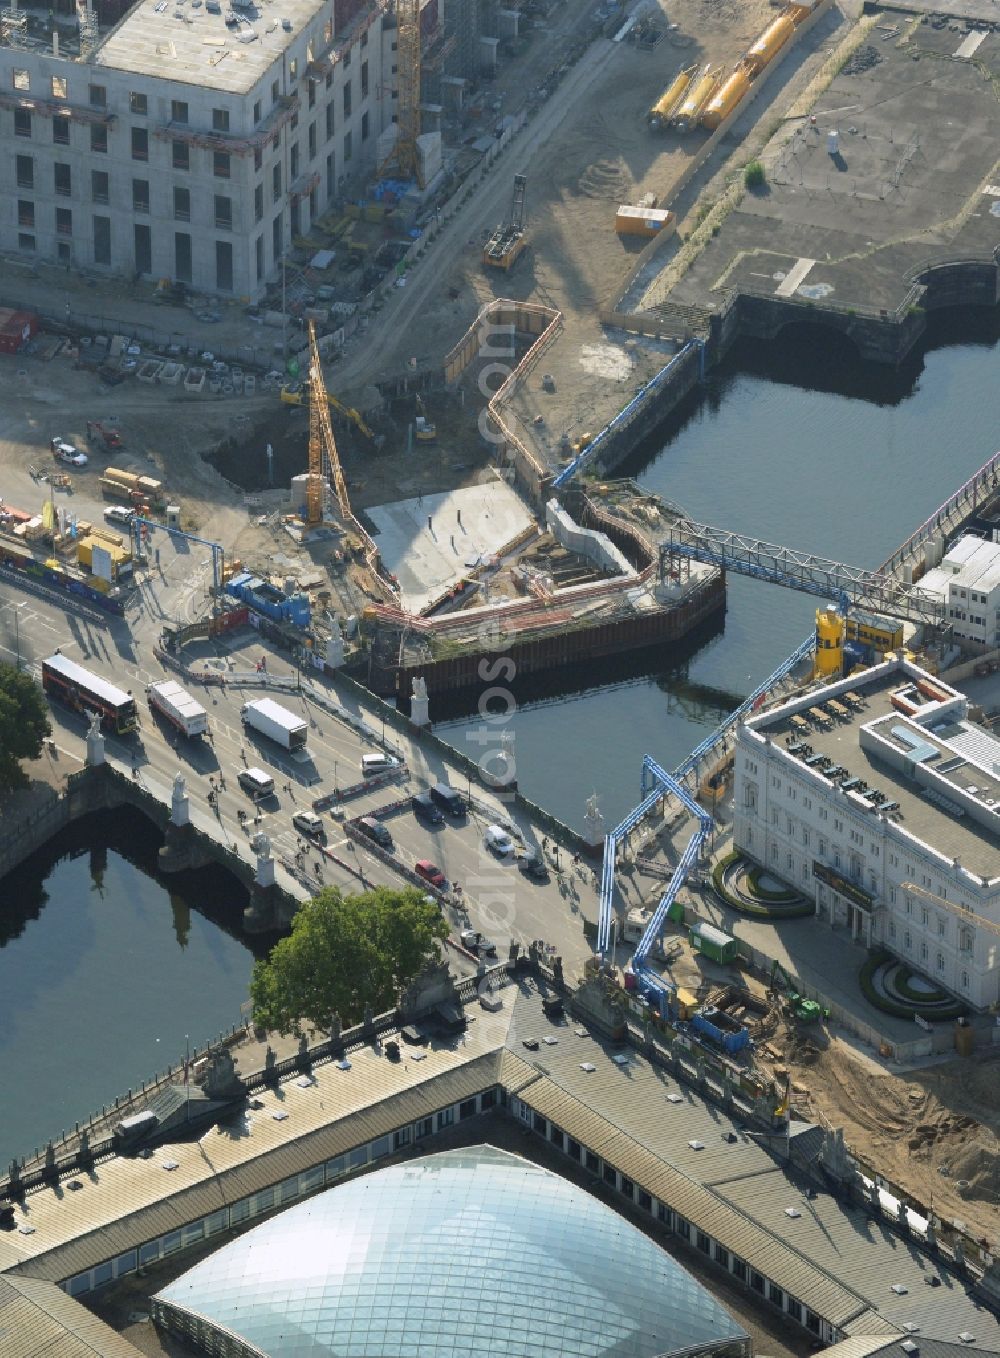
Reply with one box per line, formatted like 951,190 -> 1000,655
0,808 -> 258,1169
437,312 -> 1000,832
3,311 -> 998,1166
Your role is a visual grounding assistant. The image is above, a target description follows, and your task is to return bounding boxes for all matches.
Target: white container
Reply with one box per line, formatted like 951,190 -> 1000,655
827,129 -> 839,155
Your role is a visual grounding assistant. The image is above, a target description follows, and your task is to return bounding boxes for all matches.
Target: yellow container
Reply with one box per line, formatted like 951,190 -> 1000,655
701,66 -> 751,129
746,13 -> 795,74
615,205 -> 676,238
648,65 -> 694,125
676,69 -> 719,127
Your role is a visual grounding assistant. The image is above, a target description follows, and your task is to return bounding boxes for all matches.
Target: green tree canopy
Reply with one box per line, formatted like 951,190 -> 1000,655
0,662 -> 51,795
250,885 -> 449,1034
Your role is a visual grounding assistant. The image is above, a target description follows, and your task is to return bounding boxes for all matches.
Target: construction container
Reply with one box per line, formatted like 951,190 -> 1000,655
674,68 -> 719,129
77,535 -> 132,580
615,205 -> 676,238
788,0 -> 820,20
0,308 -> 38,355
745,13 -> 795,75
647,64 -> 695,127
954,1018 -> 974,1057
701,64 -> 751,129
689,920 -> 738,964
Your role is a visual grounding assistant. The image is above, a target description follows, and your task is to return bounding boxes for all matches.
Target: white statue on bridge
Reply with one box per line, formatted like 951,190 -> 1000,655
85,709 -> 106,768
583,791 -> 606,848
410,674 -> 430,728
171,771 -> 189,827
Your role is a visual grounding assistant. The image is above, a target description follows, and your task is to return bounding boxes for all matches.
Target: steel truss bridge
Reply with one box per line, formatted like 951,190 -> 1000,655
660,519 -> 946,626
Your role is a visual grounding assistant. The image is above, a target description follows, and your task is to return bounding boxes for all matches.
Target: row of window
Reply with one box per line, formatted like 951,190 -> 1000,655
886,923 -> 972,985
62,1087 -> 495,1299
16,183 -> 235,228
513,1098 -> 827,1344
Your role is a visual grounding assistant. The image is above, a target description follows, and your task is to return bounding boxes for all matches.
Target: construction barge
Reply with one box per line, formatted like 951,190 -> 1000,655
363,482 -> 726,697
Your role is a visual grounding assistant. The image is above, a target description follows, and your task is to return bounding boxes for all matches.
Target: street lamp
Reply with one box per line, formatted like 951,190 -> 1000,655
14,602 -> 26,671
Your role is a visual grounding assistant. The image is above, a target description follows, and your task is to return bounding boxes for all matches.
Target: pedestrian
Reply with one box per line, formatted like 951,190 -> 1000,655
241,746 -> 247,764
219,774 -> 226,791
427,515 -> 433,532
315,861 -> 322,875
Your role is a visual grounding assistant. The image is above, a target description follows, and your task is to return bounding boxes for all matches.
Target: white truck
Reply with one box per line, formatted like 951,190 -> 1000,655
147,680 -> 208,738
241,697 -> 308,752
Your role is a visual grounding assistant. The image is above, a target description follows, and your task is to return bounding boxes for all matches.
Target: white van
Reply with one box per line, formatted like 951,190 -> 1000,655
238,767 -> 275,799
361,753 -> 398,777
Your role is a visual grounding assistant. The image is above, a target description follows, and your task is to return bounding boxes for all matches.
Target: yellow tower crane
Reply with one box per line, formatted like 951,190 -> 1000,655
305,320 -> 351,528
380,0 -> 422,185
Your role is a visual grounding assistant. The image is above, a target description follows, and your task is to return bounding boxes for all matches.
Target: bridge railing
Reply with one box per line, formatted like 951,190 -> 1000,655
878,448 -> 1000,577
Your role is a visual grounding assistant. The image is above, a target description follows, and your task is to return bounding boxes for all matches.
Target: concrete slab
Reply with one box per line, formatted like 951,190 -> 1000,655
366,479 -> 534,613
647,20 -> 1000,319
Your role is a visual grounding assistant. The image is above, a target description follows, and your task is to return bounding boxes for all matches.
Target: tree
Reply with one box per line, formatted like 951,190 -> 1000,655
0,662 -> 51,795
250,885 -> 449,1035
744,160 -> 766,191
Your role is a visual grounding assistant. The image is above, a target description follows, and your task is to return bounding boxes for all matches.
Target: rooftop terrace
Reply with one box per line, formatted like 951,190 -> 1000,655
752,670 -> 1000,881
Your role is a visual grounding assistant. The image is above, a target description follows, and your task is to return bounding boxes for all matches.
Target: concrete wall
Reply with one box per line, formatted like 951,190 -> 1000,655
544,499 -> 636,578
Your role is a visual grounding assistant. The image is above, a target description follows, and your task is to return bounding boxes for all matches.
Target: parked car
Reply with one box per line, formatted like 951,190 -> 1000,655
460,929 -> 497,956
484,824 -> 516,857
519,848 -> 548,880
52,441 -> 87,467
104,505 -> 134,528
292,810 -> 325,840
414,859 -> 446,889
357,815 -> 392,849
412,791 -> 444,824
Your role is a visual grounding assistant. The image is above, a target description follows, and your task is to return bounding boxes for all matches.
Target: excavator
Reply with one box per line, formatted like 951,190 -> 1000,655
414,393 -> 436,443
767,959 -> 827,1024
280,381 -> 376,442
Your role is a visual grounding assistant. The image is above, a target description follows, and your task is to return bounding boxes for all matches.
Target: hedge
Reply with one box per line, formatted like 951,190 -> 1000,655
859,951 -> 966,1021
711,852 -> 813,919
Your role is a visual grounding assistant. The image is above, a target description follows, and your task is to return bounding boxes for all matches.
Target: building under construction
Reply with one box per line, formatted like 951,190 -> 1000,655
363,482 -> 726,696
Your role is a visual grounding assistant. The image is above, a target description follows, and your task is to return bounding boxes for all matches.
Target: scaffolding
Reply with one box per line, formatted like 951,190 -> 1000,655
387,0 -> 421,180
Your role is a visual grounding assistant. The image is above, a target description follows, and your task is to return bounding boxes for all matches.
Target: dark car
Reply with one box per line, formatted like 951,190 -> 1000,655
357,815 -> 392,849
519,849 -> 549,880
430,782 -> 465,818
411,791 -> 444,824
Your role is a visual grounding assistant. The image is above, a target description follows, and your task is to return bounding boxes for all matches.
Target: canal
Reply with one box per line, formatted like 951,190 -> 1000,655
0,807 -> 258,1170
437,312 -> 1000,832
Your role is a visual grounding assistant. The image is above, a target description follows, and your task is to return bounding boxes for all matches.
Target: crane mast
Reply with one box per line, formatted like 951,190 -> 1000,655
305,320 -> 351,527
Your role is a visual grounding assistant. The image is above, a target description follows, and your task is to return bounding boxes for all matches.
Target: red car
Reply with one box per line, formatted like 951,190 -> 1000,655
414,859 -> 446,889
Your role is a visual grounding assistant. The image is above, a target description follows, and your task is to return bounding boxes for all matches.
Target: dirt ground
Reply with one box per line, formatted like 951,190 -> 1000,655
762,1019 -> 1000,1244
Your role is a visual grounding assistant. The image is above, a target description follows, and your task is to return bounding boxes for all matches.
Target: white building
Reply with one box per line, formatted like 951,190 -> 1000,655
0,0 -> 394,298
921,532 -> 1000,649
733,657 -> 1000,1010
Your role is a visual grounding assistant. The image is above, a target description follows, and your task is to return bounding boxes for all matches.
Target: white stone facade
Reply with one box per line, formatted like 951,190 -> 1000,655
0,0 -> 394,299
733,658 -> 1000,1010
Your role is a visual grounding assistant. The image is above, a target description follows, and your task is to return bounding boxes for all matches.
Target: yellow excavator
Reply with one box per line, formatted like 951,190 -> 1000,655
280,382 -> 376,442
414,393 -> 437,443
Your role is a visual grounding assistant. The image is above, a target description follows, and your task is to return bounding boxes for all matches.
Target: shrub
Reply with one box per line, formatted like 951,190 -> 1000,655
744,160 -> 766,190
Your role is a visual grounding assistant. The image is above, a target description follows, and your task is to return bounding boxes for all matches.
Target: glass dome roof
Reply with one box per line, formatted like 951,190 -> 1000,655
155,1146 -> 748,1358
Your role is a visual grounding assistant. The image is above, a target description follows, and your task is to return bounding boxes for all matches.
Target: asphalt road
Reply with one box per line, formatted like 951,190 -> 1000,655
1,534 -> 598,973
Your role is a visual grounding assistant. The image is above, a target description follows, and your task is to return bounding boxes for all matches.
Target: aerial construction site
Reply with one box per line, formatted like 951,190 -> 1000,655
3,0 -> 1000,1349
